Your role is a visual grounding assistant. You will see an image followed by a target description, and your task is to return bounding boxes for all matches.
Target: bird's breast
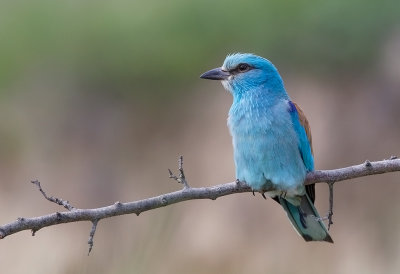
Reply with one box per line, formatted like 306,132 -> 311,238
227,99 -> 306,192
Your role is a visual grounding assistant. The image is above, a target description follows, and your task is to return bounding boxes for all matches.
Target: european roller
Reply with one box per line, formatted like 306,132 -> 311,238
200,53 -> 333,243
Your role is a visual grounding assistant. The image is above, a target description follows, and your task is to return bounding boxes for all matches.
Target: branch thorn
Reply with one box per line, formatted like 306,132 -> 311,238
88,220 -> 99,255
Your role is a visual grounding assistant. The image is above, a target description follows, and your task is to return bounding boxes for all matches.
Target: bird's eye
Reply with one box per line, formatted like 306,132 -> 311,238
237,63 -> 250,72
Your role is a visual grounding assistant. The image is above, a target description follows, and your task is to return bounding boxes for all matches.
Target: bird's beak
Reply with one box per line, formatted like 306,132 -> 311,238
200,67 -> 230,80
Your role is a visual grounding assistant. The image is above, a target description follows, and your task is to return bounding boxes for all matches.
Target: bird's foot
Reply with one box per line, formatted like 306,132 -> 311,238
260,192 -> 267,200
280,191 -> 287,199
250,189 -> 267,200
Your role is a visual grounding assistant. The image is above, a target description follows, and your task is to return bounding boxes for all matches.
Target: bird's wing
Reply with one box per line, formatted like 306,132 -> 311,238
292,102 -> 313,156
288,101 -> 315,202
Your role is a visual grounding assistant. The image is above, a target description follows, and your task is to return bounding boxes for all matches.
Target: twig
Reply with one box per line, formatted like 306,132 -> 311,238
0,157 -> 399,247
327,182 -> 334,230
87,220 -> 99,255
317,182 -> 335,229
31,180 -> 75,211
168,156 -> 190,189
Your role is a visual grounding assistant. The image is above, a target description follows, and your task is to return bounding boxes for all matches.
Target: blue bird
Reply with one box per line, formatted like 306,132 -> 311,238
200,53 -> 333,243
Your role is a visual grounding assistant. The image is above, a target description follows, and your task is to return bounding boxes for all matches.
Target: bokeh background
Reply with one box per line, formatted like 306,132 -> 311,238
0,1 -> 400,273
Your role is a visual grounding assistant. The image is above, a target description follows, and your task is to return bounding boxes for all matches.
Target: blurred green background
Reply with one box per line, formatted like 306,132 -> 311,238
0,0 -> 400,273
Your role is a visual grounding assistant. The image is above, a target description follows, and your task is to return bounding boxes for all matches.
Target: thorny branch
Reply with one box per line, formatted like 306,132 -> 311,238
0,156 -> 399,253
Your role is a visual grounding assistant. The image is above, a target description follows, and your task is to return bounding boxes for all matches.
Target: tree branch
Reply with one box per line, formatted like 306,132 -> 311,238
0,157 -> 399,250
305,156 -> 399,184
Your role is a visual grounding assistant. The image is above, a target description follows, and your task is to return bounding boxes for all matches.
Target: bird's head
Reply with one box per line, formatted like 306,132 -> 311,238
200,53 -> 285,97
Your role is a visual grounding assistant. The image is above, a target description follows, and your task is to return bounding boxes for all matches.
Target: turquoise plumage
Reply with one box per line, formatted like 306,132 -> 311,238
200,53 -> 333,243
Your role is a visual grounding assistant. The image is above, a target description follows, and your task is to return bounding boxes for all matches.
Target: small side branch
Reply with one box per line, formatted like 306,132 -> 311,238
316,181 -> 335,228
88,220 -> 99,255
168,156 -> 190,189
31,180 -> 75,211
0,157 -> 399,244
327,182 -> 334,230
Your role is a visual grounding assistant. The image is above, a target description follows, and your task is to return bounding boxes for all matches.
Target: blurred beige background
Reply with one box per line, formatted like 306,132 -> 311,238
0,1 -> 400,273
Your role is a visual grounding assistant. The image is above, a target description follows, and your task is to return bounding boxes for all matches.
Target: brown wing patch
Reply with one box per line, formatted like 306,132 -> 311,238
292,102 -> 313,155
293,102 -> 315,203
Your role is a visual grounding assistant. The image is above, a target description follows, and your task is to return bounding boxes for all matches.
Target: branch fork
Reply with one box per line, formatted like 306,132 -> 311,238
168,155 -> 190,189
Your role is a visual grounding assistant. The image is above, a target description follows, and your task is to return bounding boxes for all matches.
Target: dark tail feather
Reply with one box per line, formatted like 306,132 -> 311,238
279,194 -> 333,243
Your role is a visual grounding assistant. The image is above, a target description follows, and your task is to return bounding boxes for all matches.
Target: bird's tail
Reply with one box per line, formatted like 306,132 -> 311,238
279,194 -> 333,243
